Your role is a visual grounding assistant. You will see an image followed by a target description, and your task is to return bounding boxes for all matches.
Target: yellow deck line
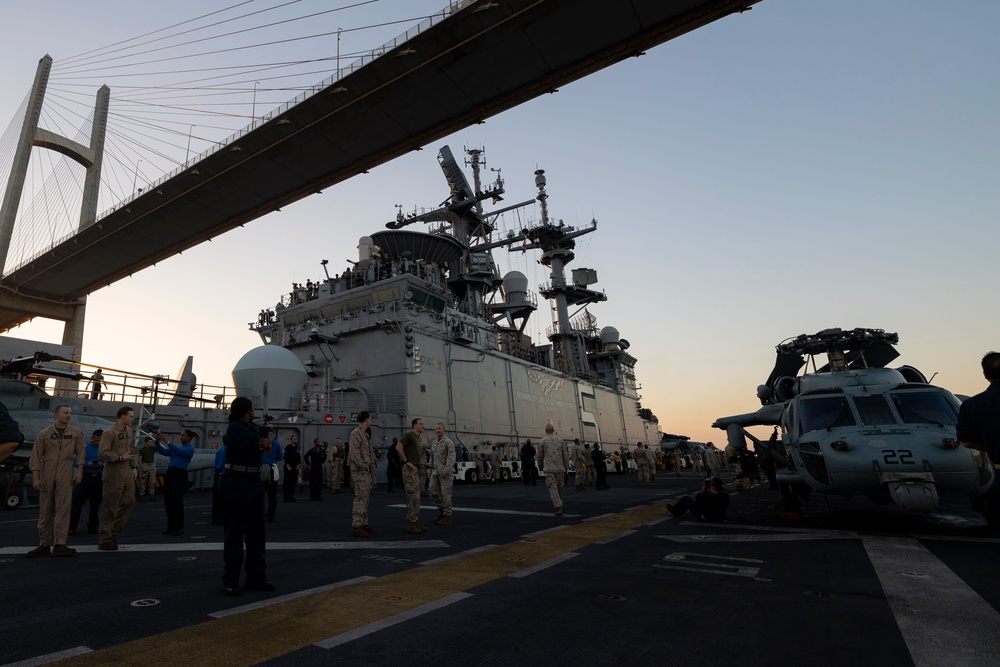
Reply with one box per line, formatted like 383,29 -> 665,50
56,504 -> 666,666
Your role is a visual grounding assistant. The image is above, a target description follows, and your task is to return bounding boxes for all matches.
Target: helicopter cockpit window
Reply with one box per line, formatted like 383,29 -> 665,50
799,396 -> 856,433
853,395 -> 897,426
891,390 -> 958,426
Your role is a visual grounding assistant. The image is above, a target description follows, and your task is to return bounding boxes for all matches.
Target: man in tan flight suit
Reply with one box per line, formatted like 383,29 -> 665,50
348,411 -> 376,537
98,406 -> 137,551
26,405 -> 85,557
634,443 -> 648,485
645,444 -> 658,484
572,439 -> 587,491
538,424 -> 569,516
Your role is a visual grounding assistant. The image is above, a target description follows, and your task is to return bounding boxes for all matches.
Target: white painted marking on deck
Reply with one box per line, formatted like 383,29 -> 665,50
655,532 -> 853,543
582,513 -> 615,522
507,552 -> 579,579
2,646 -> 92,667
655,552 -> 762,578
209,577 -> 374,618
0,541 -> 449,555
419,545 -> 498,565
314,592 -> 473,648
386,504 -> 579,518
863,536 -> 1000,666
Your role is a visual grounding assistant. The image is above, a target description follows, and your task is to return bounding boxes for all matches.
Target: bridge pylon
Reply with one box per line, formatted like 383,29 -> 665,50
0,54 -> 111,389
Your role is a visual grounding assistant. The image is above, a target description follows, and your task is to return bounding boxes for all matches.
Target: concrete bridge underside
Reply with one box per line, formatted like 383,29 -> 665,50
0,0 -> 758,331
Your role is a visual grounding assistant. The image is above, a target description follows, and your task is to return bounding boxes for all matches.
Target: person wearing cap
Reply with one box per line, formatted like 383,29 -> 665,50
69,429 -> 104,536
26,405 -> 85,558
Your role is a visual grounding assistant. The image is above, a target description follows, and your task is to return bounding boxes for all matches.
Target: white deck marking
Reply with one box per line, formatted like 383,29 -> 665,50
655,552 -> 762,578
386,504 -> 579,517
0,541 -> 448,555
507,552 -> 579,579
419,545 -> 498,565
656,532 -> 854,543
314,592 -> 473,649
2,646 -> 92,667
863,536 -> 1000,666
209,576 -> 374,618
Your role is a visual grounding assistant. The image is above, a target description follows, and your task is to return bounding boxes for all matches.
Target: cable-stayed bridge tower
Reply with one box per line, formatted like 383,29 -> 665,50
0,54 -> 110,376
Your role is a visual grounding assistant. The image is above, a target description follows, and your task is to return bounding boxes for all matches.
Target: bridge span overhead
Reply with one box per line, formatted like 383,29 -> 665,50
0,0 -> 758,332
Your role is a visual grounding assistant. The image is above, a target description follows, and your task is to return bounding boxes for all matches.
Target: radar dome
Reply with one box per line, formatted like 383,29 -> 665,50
600,327 -> 620,345
232,346 -> 307,410
503,271 -> 528,294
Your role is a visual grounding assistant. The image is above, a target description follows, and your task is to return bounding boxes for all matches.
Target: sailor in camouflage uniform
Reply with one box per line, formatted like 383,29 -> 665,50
429,422 -> 455,525
572,439 -> 587,491
538,423 -> 569,516
348,412 -> 376,537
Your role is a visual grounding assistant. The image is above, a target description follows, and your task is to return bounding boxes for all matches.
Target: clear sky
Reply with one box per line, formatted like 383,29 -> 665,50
0,0 -> 997,445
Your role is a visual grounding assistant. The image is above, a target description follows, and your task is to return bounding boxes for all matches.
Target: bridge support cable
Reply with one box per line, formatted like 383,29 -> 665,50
0,54 -> 111,391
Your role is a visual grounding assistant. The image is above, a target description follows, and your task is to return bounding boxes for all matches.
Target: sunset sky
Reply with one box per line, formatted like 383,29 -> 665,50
0,1 -> 997,445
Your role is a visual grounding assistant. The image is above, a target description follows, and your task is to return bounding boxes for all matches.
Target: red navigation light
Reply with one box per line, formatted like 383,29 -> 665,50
942,438 -> 959,449
830,440 -> 849,451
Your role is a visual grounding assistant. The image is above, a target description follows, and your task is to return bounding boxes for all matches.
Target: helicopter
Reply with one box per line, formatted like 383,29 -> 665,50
712,327 -> 993,514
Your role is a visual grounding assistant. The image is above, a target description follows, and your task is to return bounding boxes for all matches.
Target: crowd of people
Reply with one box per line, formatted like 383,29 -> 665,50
12,350 -> 1000,596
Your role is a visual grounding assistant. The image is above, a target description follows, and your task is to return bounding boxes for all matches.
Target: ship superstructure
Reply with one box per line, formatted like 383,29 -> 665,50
252,146 -> 660,453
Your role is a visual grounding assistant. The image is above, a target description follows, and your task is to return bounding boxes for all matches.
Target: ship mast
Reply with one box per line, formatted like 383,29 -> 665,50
530,170 -> 606,377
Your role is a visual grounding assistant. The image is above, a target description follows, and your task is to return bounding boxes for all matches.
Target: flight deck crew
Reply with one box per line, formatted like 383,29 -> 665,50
260,433 -> 283,521
304,438 -> 326,500
220,397 -> 275,597
592,443 -> 610,490
283,436 -> 301,502
489,445 -> 503,483
397,418 -> 427,534
156,429 -> 195,535
957,351 -> 1000,527
429,423 -> 455,525
644,444 -> 657,484
583,444 -> 596,486
330,437 -> 345,492
98,406 -> 137,551
572,439 -> 587,491
538,424 -> 569,516
69,429 -> 104,536
212,443 -> 227,524
27,404 -> 85,558
472,445 -> 485,483
136,437 -> 157,500
348,411 -> 377,537
0,400 -> 24,464
635,443 -> 649,485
